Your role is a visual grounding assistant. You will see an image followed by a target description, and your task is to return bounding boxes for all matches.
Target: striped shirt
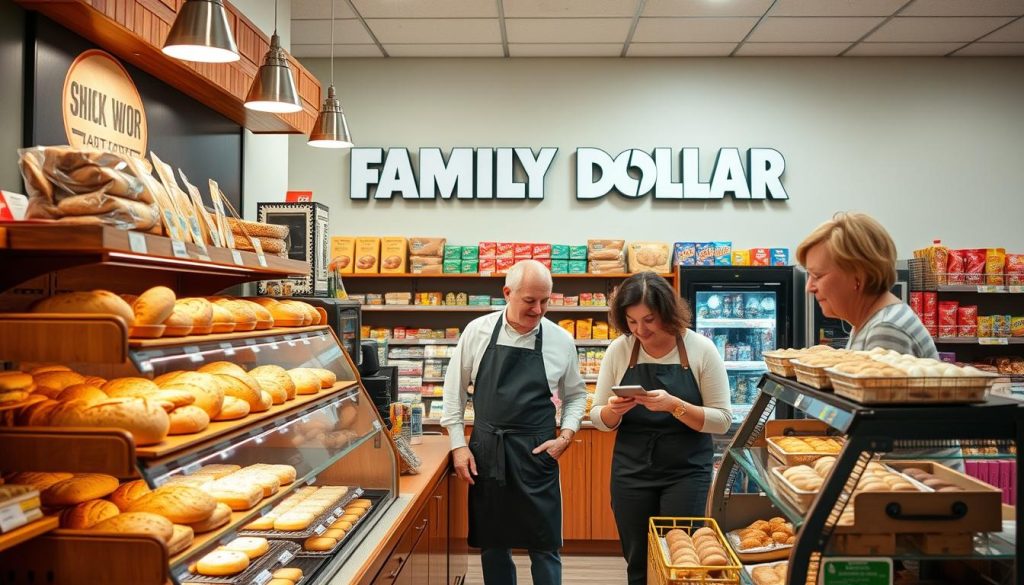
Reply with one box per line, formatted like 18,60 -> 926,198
847,302 -> 963,471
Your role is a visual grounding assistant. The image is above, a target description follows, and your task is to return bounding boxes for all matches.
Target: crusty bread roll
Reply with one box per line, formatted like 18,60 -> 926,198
308,368 -> 337,389
155,371 -> 224,418
108,479 -> 152,512
167,524 -> 194,556
17,399 -> 60,426
254,390 -> 273,413
199,362 -> 262,395
69,398 -> 170,446
174,297 -> 214,332
196,549 -> 250,576
28,365 -> 71,375
82,375 -> 107,387
211,374 -> 262,410
131,286 -> 176,325
245,297 -> 279,308
46,400 -> 91,426
210,303 -> 236,333
162,306 -> 194,337
287,368 -> 322,396
304,536 -> 337,552
250,365 -> 296,402
6,471 -> 74,491
237,300 -> 273,329
339,403 -> 358,428
102,377 -> 160,397
43,473 -> 120,507
32,290 -> 135,325
127,485 -> 217,524
268,302 -> 305,324
0,372 -> 35,392
214,299 -> 257,332
187,501 -> 231,533
169,405 -> 210,434
150,388 -> 196,411
60,498 -> 120,529
91,511 -> 173,543
56,384 -> 108,405
203,480 -> 263,511
34,370 -> 86,391
273,568 -> 304,582
212,396 -> 250,421
224,536 -> 269,559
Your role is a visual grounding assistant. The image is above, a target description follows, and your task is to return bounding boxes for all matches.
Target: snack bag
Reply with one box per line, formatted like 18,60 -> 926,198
986,248 -> 1006,285
732,250 -> 751,266
923,292 -> 938,324
925,239 -> 949,285
964,249 -> 986,285
1010,316 -> 1024,337
696,242 -> 715,266
958,305 -> 978,337
909,292 -> 923,317
1007,254 -> 1024,286
938,301 -> 959,338
946,249 -> 965,285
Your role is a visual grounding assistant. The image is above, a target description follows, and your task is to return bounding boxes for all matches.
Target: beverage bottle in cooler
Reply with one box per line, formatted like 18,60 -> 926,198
722,295 -> 733,319
746,296 -> 761,319
761,329 -> 775,352
734,294 -> 745,318
751,332 -> 762,361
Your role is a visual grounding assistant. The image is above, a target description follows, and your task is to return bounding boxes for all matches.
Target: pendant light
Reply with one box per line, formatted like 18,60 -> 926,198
308,0 -> 353,148
245,0 -> 301,113
162,0 -> 240,63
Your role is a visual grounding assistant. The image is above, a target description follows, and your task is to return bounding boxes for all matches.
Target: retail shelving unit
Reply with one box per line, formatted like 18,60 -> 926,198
709,373 -> 1023,585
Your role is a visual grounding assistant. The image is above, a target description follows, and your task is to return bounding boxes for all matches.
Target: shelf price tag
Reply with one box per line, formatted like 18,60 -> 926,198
184,346 -> 203,363
253,569 -> 273,585
0,503 -> 28,532
977,285 -> 1006,293
1009,285 -> 1024,293
251,238 -> 268,267
170,239 -> 190,259
326,515 -> 337,524
314,524 -> 327,535
231,250 -> 245,266
183,461 -> 201,475
219,342 -> 235,356
979,337 -> 1009,345
128,231 -> 148,254
278,550 -> 294,565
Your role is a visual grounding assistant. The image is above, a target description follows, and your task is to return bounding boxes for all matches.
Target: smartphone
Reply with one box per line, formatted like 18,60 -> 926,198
611,385 -> 649,398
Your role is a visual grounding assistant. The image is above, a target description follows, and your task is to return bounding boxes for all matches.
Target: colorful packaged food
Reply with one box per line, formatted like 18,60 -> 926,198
696,242 -> 715,266
751,248 -> 771,266
770,248 -> 789,266
909,292 -> 923,317
674,242 -> 697,266
938,301 -> 959,338
564,295 -> 580,307
514,243 -> 533,257
567,260 -> 587,274
713,241 -> 732,266
732,250 -> 751,266
579,293 -> 594,307
946,249 -> 965,284
923,292 -> 938,324
1006,254 -> 1024,286
550,245 -> 569,260
444,245 -> 463,260
924,239 -> 949,285
569,245 -> 588,260
532,244 -> 552,258
964,249 -> 987,285
977,316 -> 994,338
495,257 -> 515,274
558,319 -> 575,337
496,242 -> 515,258
993,315 -> 1011,338
479,242 -> 497,258
1011,316 -> 1024,337
550,259 -> 568,274
986,248 -> 1006,285
479,256 -> 497,274
958,305 -> 978,337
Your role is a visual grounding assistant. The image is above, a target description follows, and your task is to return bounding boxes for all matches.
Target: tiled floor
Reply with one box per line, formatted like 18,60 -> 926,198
465,554 -> 628,584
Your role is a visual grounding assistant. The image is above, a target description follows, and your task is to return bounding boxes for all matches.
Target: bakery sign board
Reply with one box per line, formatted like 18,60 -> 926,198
62,50 -> 148,158
349,147 -> 788,201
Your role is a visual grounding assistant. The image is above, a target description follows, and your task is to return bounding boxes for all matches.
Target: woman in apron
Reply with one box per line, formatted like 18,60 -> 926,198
589,272 -> 733,585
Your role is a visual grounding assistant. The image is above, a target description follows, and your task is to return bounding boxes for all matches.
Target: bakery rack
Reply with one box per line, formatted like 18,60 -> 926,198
708,373 -> 1024,585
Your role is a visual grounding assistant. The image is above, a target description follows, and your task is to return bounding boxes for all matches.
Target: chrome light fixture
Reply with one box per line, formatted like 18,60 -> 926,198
244,0 -> 301,113
308,0 -> 353,148
162,0 -> 240,63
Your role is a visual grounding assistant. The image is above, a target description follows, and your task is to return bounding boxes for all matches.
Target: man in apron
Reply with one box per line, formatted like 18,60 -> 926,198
441,260 -> 588,585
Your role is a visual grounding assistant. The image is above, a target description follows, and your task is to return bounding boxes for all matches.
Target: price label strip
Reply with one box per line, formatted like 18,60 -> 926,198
171,239 -> 190,259
979,337 -> 1009,346
0,503 -> 28,532
231,249 -> 245,266
128,231 -> 148,254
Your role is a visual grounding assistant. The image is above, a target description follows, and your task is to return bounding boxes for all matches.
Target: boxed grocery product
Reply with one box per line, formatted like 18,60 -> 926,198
938,301 -> 959,338
993,315 -> 1011,338
446,328 -> 460,339
1007,254 -> 1024,285
330,236 -> 356,274
627,241 -> 671,273
533,243 -> 552,258
589,259 -> 627,274
588,239 -> 625,261
443,245 -> 463,261
551,245 -> 569,260
593,321 -> 609,340
713,241 -> 732,265
569,245 -> 588,260
576,318 -> 593,340
594,293 -> 607,306
410,259 -> 442,275
443,260 -> 462,274
695,242 -> 715,266
380,237 -> 408,273
535,258 -> 552,269
978,316 -> 994,337
468,295 -> 491,306
1011,316 -> 1024,337
986,248 -> 1006,285
462,246 -> 479,260
479,242 -> 496,258
751,248 -> 771,266
496,257 -> 515,274
580,293 -> 594,306
354,237 -> 381,274
360,325 -> 370,338
479,256 -> 497,274
551,259 -> 568,274
496,242 -> 515,258
491,298 -> 506,306
732,250 -> 751,266
958,305 -> 978,337
409,237 -> 446,257
771,248 -> 789,266
674,242 -> 696,266
550,293 -> 564,306
559,319 -> 575,337
385,292 -> 412,305
515,243 -> 533,257
564,295 -> 580,307
444,292 -> 456,305
461,260 -> 479,273
568,260 -> 587,274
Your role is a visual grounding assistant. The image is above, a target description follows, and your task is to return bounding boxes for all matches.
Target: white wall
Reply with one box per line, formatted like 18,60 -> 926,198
233,0 -> 291,221
288,57 -> 1024,257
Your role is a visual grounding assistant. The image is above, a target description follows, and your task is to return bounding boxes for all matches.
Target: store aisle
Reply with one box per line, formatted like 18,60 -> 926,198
465,554 -> 627,584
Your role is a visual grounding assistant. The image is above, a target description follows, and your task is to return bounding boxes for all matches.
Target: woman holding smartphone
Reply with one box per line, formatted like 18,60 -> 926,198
590,272 -> 732,585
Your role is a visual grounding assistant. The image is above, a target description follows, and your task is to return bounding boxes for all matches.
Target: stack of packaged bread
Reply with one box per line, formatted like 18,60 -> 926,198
228,217 -> 291,258
408,237 -> 446,275
587,239 -> 626,274
0,362 -> 338,445
662,526 -> 731,569
28,286 -> 322,338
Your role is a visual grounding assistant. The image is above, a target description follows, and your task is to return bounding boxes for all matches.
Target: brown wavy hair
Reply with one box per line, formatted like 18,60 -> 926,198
610,272 -> 692,336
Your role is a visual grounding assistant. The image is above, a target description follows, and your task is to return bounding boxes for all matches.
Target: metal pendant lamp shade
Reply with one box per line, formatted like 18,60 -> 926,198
162,0 -> 240,63
308,85 -> 353,148
245,32 -> 302,113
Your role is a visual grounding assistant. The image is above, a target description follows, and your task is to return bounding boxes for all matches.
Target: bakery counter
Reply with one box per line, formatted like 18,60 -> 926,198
329,435 -> 462,585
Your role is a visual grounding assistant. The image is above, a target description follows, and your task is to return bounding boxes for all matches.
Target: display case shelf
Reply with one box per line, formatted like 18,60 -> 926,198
934,336 -> 1024,345
384,338 -> 459,345
724,361 -> 769,371
0,427 -> 137,477
697,318 -> 777,329
0,516 -> 59,554
937,285 -> 1024,294
129,325 -> 332,349
362,305 -> 498,312
344,273 -> 671,279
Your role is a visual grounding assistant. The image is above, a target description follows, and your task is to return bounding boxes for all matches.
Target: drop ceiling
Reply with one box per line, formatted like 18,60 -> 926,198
289,0 -> 1024,58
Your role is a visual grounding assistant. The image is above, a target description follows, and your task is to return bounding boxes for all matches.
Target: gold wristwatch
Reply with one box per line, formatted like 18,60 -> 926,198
672,402 -> 687,420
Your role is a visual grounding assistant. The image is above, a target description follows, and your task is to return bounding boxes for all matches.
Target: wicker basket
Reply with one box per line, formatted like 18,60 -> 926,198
762,353 -> 797,378
647,517 -> 742,585
790,359 -> 834,389
768,467 -> 818,513
825,368 -> 993,405
765,436 -> 843,466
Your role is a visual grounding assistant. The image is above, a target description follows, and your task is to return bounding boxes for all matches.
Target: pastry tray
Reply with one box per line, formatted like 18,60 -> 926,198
724,530 -> 792,563
237,487 -> 363,539
177,540 -> 299,585
761,353 -> 796,378
745,560 -> 789,585
765,435 -> 843,466
825,368 -> 993,404
296,492 -> 382,557
269,556 -> 325,585
790,359 -> 834,389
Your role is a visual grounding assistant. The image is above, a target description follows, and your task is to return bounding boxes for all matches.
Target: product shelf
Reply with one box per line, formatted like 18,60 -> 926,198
725,360 -> 769,371
934,336 -> 1024,345
362,305 -> 499,312
0,427 -> 137,477
697,318 -> 777,329
384,338 -> 459,346
343,273 -> 672,279
937,285 -> 1024,294
0,516 -> 59,554
545,306 -> 610,313
575,339 -> 613,347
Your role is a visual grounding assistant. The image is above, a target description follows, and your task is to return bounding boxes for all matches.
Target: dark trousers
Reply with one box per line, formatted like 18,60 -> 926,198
480,548 -> 561,585
611,474 -> 710,585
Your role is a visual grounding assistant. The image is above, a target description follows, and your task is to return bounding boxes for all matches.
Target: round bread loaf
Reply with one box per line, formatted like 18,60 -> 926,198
253,390 -> 273,413
167,524 -> 194,556
59,498 -> 120,529
212,396 -> 250,421
308,368 -> 337,389
287,368 -> 322,396
250,365 -> 294,404
43,473 -> 120,507
212,374 -> 262,410
150,389 -> 196,410
34,370 -> 86,391
0,372 -> 34,392
127,485 -> 217,524
102,377 -> 160,397
224,536 -> 269,559
162,306 -> 194,336
238,300 -> 273,329
91,511 -> 174,543
108,479 -> 152,512
132,286 -> 176,325
174,297 -> 214,327
169,405 -> 211,434
215,299 -> 257,331
187,502 -> 232,533
7,471 -> 74,491
57,384 -> 108,405
268,302 -> 305,324
196,549 -> 250,576
200,362 -> 262,395
280,301 -> 317,325
33,290 -> 135,325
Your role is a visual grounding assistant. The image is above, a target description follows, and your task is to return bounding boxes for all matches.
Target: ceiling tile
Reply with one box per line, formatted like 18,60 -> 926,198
504,0 -> 638,18
627,42 -> 736,56
351,0 -> 497,18
509,43 -> 624,57
770,0 -> 905,17
953,41 -> 1024,54
980,16 -> 1024,41
384,44 -> 505,57
290,20 -> 374,44
844,42 -> 963,56
642,0 -> 773,18
633,17 -> 759,42
866,16 -> 1015,42
505,18 -> 633,43
292,44 -> 383,58
736,42 -> 850,56
901,1 -> 1024,17
291,0 -> 358,20
749,17 -> 885,42
366,19 -> 502,44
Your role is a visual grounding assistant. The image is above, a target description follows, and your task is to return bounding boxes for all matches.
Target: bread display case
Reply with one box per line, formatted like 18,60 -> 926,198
0,224 -> 400,585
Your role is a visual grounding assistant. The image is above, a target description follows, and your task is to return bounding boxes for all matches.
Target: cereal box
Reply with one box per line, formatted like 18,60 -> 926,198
558,319 -> 575,337
479,242 -> 497,258
380,237 -> 408,274
674,242 -> 697,266
532,244 -> 552,258
576,319 -> 593,340
479,256 -> 497,275
496,242 -> 515,258
751,248 -> 771,266
1011,316 -> 1024,337
993,315 -> 1011,338
978,316 -> 994,338
713,241 -> 732,265
732,250 -> 751,266
514,243 -> 533,257
580,293 -> 594,307
568,260 -> 588,274
551,259 -> 568,274
770,248 -> 790,266
551,245 -> 570,260
695,242 -> 715,266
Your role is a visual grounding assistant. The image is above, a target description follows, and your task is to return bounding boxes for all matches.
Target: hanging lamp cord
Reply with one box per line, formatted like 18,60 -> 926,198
330,0 -> 335,85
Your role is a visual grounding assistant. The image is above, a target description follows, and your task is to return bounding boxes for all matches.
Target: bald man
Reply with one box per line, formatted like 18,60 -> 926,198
441,260 -> 588,585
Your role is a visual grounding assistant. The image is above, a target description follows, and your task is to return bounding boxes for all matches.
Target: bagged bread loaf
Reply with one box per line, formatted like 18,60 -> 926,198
587,239 -> 625,261
627,241 -> 671,273
227,217 -> 289,239
408,237 -> 446,257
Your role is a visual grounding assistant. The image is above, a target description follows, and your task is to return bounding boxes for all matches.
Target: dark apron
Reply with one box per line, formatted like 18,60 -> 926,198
612,335 -> 713,496
467,317 -> 561,550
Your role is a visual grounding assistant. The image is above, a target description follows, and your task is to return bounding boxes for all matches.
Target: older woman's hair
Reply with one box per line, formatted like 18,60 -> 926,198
610,272 -> 692,336
796,212 -> 897,296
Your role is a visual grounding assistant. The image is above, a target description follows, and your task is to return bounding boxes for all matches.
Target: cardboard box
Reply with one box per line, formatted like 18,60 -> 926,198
576,318 -> 593,340
461,260 -> 479,273
380,237 -> 408,273
532,243 -> 552,258
257,202 -> 330,295
695,242 -> 715,266
354,237 -> 381,274
479,242 -> 496,258
551,244 -> 569,260
732,250 -> 751,266
751,248 -> 771,266
569,245 -> 588,260
330,236 -> 356,274
593,321 -> 609,340
443,245 -> 463,261
551,259 -> 568,274
558,319 -> 575,337
514,243 -> 533,257
462,246 -> 479,261
713,241 -> 732,266
674,242 -> 696,266
771,248 -> 790,266
479,256 -> 497,274
496,257 -> 515,274
568,260 -> 588,274
535,258 -> 552,270
443,260 -> 462,273
409,237 -> 446,256
496,242 -> 515,258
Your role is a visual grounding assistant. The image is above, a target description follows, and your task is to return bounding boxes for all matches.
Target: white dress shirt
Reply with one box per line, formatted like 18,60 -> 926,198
441,309 -> 589,450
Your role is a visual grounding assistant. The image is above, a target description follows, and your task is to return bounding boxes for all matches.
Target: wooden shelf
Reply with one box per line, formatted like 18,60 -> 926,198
129,325 -> 330,348
362,305 -> 499,313
0,224 -> 308,295
0,531 -> 168,585
547,306 -> 610,313
0,313 -> 129,364
0,516 -> 59,554
0,427 -> 137,477
575,339 -> 613,346
345,272 -> 672,279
